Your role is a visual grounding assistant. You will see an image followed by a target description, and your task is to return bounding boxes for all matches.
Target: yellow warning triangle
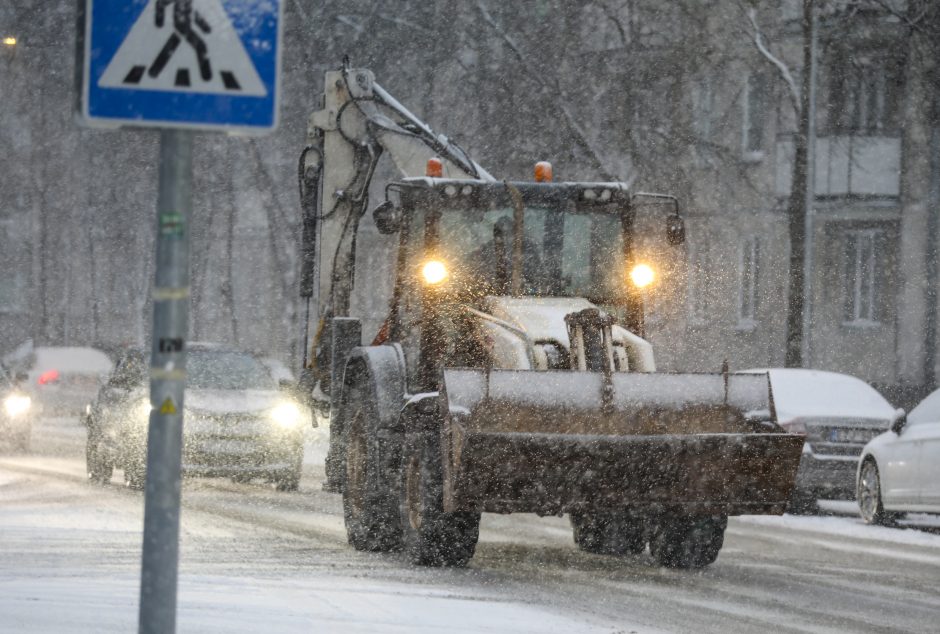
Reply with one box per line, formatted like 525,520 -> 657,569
159,397 -> 177,415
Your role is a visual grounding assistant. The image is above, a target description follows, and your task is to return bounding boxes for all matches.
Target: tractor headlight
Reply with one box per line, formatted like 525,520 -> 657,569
270,402 -> 303,429
3,393 -> 31,417
629,263 -> 655,289
420,259 -> 449,285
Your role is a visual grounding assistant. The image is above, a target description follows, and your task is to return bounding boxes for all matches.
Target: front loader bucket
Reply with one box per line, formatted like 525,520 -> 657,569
440,369 -> 803,516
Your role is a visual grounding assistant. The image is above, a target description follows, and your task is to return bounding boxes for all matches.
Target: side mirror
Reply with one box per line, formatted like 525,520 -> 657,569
666,214 -> 685,246
890,408 -> 907,435
372,200 -> 401,235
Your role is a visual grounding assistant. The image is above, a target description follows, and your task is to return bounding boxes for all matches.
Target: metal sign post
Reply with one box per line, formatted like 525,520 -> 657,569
76,2 -> 283,632
139,129 -> 192,634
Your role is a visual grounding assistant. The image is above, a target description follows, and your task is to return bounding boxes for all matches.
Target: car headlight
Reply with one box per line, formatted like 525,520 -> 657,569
270,402 -> 303,429
420,259 -> 449,285
136,398 -> 153,421
4,394 -> 31,417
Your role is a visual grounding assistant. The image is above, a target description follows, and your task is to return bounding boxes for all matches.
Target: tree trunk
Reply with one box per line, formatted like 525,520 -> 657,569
784,0 -> 814,368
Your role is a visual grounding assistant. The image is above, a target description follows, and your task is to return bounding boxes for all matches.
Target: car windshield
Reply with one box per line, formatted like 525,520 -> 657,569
187,351 -> 276,391
427,205 -> 625,301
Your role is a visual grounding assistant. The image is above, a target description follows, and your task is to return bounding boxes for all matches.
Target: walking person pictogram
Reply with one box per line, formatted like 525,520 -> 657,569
98,0 -> 269,96
148,0 -> 212,83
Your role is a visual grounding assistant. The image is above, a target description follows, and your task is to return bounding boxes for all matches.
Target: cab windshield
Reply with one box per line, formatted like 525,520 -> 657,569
428,204 -> 626,302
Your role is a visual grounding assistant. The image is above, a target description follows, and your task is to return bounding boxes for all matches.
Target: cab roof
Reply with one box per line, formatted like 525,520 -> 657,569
396,177 -> 632,207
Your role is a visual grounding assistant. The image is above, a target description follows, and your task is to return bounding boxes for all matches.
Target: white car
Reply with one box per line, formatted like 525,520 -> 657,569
87,344 -> 309,491
857,389 -> 940,524
28,346 -> 114,416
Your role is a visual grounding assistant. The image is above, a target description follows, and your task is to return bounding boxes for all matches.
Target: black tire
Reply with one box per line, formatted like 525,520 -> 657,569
342,380 -> 402,552
400,430 -> 480,567
570,510 -> 646,556
268,442 -> 303,491
787,489 -> 819,515
12,427 -> 31,454
85,428 -> 113,484
123,447 -> 146,490
650,515 -> 727,569
272,466 -> 302,492
857,459 -> 901,525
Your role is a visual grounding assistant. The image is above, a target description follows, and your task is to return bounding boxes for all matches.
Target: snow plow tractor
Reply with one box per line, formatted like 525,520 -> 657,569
298,65 -> 803,569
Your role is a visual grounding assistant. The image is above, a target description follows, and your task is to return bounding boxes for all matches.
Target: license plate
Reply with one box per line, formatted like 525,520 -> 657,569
829,428 -> 875,444
193,439 -> 256,455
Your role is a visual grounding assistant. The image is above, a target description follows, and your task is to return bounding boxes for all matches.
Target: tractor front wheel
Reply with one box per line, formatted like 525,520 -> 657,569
400,430 -> 480,567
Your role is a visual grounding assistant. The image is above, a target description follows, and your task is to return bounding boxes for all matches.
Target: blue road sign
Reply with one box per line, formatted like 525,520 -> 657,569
79,0 -> 282,132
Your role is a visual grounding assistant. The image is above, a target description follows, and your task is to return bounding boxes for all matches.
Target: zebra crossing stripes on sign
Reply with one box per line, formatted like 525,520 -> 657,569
79,0 -> 282,132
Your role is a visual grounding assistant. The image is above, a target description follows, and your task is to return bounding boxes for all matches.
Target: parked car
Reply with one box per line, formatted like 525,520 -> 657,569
29,346 -> 114,417
742,368 -> 896,512
85,343 -> 308,490
857,389 -> 940,524
1,365 -> 33,451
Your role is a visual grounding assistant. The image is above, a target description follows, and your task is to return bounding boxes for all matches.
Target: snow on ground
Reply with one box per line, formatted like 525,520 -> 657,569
7,415 -> 940,633
738,510 -> 940,550
0,467 -> 641,634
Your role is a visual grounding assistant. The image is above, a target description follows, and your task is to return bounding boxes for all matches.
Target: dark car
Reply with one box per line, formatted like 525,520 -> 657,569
743,368 -> 896,512
84,347 -> 147,483
85,344 -> 308,490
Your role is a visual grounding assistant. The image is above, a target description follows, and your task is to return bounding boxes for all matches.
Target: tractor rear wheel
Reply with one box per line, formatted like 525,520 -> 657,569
400,430 -> 480,567
341,379 -> 401,552
650,515 -> 726,569
570,511 -> 646,556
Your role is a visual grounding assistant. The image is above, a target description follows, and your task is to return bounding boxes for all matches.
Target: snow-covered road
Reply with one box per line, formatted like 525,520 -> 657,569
1,416 -> 938,633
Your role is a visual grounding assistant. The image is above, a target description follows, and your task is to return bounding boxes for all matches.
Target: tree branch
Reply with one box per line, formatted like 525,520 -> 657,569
746,7 -> 800,116
475,1 -> 618,181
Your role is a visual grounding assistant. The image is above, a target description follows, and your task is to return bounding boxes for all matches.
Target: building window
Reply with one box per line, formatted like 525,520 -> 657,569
843,229 -> 882,325
828,52 -> 902,135
687,238 -> 708,326
738,237 -> 759,328
693,77 -> 713,140
743,72 -> 767,158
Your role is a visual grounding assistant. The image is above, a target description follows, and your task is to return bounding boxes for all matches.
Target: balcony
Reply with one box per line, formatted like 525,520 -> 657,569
776,135 -> 901,199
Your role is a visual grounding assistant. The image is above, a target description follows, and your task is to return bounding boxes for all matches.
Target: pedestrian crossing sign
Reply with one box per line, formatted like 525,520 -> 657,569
78,0 -> 282,132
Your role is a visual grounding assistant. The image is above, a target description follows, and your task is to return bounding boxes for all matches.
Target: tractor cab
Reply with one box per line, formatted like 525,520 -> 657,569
374,176 -> 679,391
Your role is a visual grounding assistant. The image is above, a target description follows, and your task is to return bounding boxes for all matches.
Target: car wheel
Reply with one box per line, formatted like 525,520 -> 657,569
85,431 -> 113,484
858,459 -> 897,525
272,467 -> 301,492
123,449 -> 146,490
570,511 -> 646,556
650,515 -> 727,569
400,430 -> 480,567
13,427 -> 31,453
787,489 -> 818,515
